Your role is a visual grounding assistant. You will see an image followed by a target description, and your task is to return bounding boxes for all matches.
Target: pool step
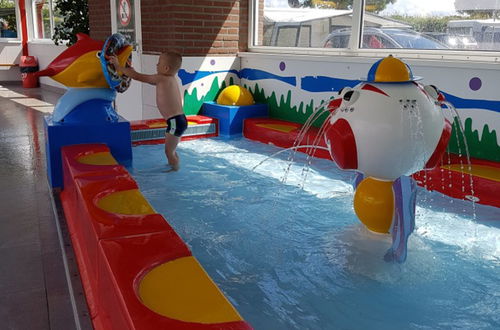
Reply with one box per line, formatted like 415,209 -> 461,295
130,115 -> 218,144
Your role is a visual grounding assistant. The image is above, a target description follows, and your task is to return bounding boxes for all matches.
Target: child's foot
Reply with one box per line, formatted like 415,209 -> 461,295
163,162 -> 179,172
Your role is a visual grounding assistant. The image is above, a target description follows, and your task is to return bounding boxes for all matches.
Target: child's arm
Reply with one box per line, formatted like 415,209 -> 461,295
109,56 -> 161,85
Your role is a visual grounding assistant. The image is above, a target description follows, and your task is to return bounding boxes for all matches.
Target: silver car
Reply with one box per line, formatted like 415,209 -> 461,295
324,27 -> 449,49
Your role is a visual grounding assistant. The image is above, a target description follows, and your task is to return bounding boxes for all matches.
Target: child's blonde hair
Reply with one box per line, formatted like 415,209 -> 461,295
161,52 -> 182,73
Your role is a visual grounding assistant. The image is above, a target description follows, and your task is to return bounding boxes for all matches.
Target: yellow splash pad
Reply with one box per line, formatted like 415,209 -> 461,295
77,152 -> 118,165
97,189 -> 155,215
138,256 -> 243,323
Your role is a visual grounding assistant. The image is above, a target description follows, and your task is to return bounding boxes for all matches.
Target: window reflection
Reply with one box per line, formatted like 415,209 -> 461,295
0,0 -> 17,38
256,0 -> 500,51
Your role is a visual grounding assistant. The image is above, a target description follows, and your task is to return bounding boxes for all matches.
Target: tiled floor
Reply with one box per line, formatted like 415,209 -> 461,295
0,84 -> 91,329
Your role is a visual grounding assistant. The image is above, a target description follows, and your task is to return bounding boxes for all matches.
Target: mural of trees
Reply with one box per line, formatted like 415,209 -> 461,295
448,117 -> 500,162
183,77 -> 234,115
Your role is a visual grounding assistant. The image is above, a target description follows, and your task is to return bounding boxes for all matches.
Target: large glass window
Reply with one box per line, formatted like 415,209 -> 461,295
0,0 -> 17,38
258,0 -> 354,47
253,0 -> 500,52
33,0 -> 62,39
363,0 -> 500,51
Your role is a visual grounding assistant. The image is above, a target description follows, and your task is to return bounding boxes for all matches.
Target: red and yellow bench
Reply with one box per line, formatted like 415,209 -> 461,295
60,143 -> 252,330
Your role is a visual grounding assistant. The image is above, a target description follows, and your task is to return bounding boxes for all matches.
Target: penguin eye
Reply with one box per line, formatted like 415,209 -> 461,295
423,85 -> 440,100
342,90 -> 360,105
343,91 -> 354,101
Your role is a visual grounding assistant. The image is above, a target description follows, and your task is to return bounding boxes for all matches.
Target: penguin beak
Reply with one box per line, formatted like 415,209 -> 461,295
117,45 -> 133,66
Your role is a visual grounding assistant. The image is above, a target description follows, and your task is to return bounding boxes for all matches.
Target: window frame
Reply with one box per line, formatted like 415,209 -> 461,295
31,0 -> 58,41
248,0 -> 500,63
0,0 -> 20,41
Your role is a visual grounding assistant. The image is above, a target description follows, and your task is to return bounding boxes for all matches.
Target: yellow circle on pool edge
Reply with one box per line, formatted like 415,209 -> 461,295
256,123 -> 297,133
442,164 -> 500,182
138,256 -> 243,324
149,122 -> 166,128
96,189 -> 155,215
77,152 -> 118,165
216,85 -> 254,106
353,177 -> 394,233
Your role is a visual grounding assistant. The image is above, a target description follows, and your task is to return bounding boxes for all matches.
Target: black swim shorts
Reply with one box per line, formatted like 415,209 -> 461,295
166,114 -> 188,137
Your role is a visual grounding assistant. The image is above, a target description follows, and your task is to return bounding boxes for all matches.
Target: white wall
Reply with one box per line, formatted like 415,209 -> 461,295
115,54 -> 240,121
28,41 -> 67,90
0,41 -> 22,81
0,41 -> 66,87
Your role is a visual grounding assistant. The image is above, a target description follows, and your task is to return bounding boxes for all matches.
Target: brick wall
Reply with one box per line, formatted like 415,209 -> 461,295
88,0 -> 111,41
88,0 -> 249,56
141,0 -> 249,55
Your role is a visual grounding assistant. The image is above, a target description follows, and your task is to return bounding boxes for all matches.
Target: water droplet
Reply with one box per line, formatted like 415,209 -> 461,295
465,195 -> 479,202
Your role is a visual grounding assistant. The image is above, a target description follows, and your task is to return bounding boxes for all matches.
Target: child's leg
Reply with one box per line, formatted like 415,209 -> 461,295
165,133 -> 181,170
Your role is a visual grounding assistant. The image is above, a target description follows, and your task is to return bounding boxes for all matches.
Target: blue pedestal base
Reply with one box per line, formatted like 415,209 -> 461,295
202,101 -> 268,137
44,115 -> 132,188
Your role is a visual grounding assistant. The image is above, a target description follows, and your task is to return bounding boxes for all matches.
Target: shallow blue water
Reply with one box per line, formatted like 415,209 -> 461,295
129,137 -> 499,330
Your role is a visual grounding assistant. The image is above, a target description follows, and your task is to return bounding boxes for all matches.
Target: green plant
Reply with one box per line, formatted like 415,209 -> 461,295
0,0 -> 14,8
389,15 -> 463,33
0,0 -> 16,32
5,14 -> 16,31
52,0 -> 89,46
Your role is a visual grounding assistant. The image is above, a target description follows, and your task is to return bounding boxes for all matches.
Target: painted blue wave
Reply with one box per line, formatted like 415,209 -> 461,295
178,68 -> 297,87
442,92 -> 500,113
178,69 -> 239,85
301,76 -> 360,92
239,68 -> 296,86
178,67 -> 499,114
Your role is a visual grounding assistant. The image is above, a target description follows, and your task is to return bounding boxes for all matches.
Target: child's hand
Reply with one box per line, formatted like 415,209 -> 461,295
108,55 -> 120,68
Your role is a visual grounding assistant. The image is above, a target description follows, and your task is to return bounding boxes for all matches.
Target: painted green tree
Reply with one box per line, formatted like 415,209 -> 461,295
183,77 -> 235,115
249,83 -> 329,128
448,117 -> 500,162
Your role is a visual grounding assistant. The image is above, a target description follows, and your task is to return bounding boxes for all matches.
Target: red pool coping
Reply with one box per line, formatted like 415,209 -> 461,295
413,153 -> 500,208
243,117 -> 500,208
243,117 -> 331,159
59,143 -> 252,330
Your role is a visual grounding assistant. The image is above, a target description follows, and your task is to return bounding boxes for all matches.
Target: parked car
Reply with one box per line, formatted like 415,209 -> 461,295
324,27 -> 449,49
423,32 -> 478,49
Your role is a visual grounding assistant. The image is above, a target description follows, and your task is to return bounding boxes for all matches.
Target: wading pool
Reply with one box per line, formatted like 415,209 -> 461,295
129,138 -> 499,330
